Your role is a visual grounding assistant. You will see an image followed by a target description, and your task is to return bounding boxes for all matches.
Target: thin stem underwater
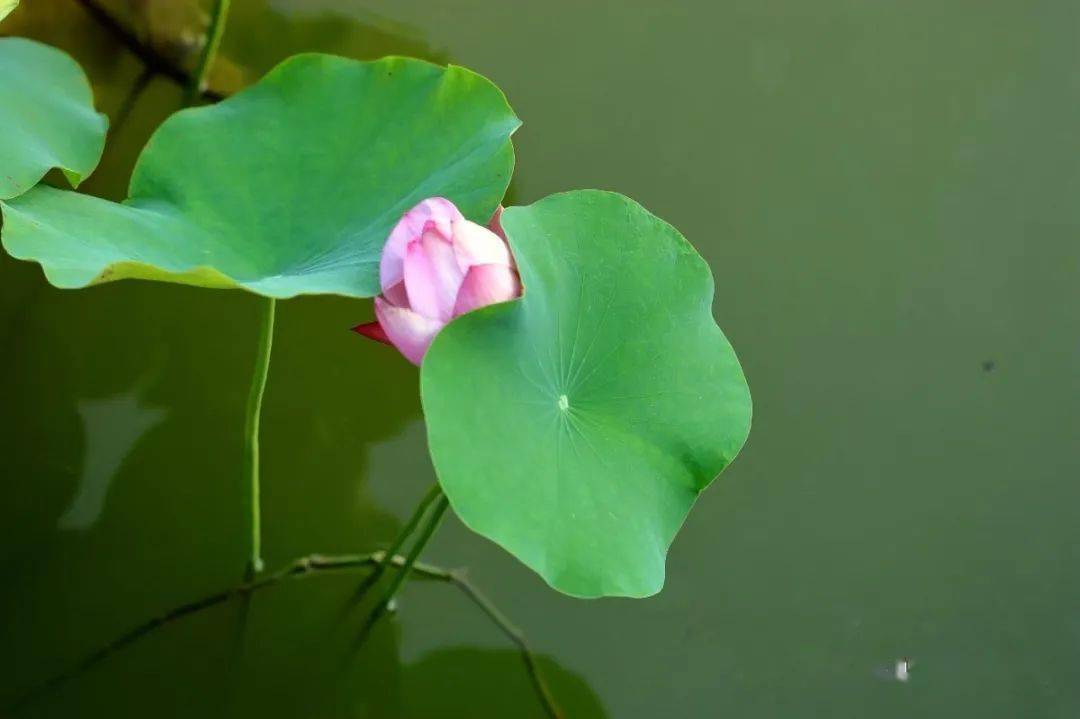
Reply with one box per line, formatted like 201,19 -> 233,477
350,481 -> 444,602
8,553 -> 418,711
355,492 -> 450,646
243,297 -> 275,577
454,577 -> 564,719
8,552 -> 563,719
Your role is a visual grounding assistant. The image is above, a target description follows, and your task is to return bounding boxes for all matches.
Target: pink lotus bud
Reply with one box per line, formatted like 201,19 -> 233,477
353,198 -> 521,365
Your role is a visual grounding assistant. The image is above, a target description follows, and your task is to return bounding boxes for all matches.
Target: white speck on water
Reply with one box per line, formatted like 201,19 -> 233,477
895,658 -> 911,682
557,394 -> 569,411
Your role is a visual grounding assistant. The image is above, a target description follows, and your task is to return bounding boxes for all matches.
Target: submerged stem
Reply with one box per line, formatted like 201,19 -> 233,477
351,482 -> 443,602
9,552 -> 562,718
112,66 -> 155,136
452,575 -> 563,718
355,492 -> 450,644
186,0 -> 231,104
10,553 -> 416,711
383,493 -> 450,602
243,297 -> 275,577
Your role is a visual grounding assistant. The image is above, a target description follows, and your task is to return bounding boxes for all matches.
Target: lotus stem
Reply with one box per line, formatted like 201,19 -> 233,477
241,297 -> 275,577
355,491 -> 450,645
450,576 -> 563,717
111,66 -> 155,135
8,551 -> 563,719
74,0 -> 226,101
350,481 -> 444,603
8,553 -> 421,710
186,0 -> 231,104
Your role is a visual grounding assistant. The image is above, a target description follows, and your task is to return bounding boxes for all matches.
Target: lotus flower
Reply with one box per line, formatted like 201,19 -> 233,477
353,198 -> 521,365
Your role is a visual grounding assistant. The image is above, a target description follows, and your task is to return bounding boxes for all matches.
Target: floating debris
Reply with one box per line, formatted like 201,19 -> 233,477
895,657 -> 911,682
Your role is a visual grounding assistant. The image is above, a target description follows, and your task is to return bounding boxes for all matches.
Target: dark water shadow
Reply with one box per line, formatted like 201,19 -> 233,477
401,647 -> 608,718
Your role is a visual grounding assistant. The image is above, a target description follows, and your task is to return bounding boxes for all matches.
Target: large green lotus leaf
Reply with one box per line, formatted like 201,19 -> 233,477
0,54 -> 519,298
0,37 -> 107,199
422,190 -> 752,598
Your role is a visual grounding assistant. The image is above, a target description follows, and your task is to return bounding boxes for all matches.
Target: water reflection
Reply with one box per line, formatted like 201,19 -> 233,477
7,566 -> 599,717
366,419 -> 431,518
57,386 -> 167,531
403,647 -> 607,718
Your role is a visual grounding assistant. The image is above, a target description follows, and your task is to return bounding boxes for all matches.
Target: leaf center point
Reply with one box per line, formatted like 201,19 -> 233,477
557,394 -> 570,412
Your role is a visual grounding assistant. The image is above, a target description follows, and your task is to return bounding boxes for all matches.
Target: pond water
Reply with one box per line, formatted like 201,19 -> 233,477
2,1 -> 1078,716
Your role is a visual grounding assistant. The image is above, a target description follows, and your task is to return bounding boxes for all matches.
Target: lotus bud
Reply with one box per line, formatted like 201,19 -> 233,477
353,198 -> 521,365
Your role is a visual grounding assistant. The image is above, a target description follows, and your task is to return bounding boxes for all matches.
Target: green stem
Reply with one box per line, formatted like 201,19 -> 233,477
452,575 -> 563,718
75,0 -> 227,101
11,553 -> 420,711
10,552 -> 563,718
353,482 -> 443,599
379,492 -> 449,606
185,0 -> 231,104
243,297 -> 275,577
356,491 -> 450,644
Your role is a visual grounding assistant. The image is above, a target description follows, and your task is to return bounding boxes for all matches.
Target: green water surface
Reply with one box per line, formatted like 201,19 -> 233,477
1,0 -> 1078,716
